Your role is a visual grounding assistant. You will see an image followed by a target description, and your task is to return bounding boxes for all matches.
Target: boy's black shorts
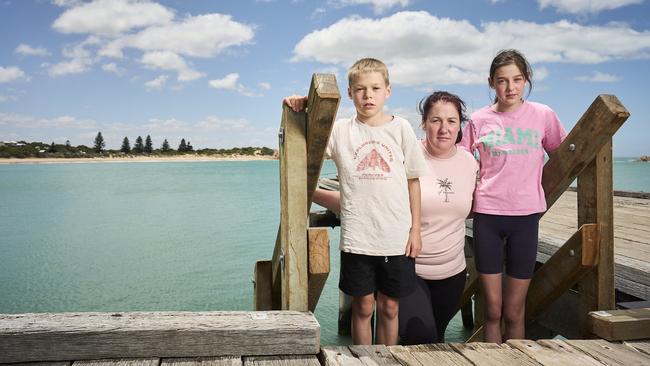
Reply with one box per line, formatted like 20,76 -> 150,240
339,251 -> 416,298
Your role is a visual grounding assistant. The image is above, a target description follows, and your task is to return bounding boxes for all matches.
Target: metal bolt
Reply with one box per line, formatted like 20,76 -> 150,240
279,251 -> 285,269
569,249 -> 575,257
569,143 -> 576,151
278,127 -> 284,146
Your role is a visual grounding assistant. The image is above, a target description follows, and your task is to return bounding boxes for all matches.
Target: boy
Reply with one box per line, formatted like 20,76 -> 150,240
284,58 -> 428,345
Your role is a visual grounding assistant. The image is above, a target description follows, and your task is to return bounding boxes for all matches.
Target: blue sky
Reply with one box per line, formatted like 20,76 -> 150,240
1,0 -> 649,156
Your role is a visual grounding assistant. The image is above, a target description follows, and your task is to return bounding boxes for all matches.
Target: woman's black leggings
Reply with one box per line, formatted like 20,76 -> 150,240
398,269 -> 467,345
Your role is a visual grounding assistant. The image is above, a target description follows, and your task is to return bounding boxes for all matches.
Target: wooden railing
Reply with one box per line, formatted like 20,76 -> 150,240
254,74 -> 340,312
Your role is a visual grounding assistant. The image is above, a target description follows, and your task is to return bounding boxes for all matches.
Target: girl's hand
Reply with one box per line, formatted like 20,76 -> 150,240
405,229 -> 422,258
283,95 -> 308,112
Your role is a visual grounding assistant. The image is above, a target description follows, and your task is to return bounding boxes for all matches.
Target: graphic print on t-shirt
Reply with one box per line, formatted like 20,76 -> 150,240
437,178 -> 454,203
353,140 -> 394,181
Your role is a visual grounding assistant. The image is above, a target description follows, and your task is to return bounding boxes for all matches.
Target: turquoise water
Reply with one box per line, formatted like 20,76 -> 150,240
0,159 -> 647,345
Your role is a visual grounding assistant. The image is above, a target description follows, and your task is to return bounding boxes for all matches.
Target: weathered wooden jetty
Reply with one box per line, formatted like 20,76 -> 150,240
1,74 -> 649,364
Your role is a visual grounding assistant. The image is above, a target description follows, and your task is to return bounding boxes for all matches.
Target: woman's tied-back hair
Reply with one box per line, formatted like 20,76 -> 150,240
489,49 -> 533,103
348,58 -> 390,86
419,91 -> 468,144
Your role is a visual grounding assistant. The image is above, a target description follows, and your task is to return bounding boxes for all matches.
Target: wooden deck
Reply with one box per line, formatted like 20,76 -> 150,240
538,190 -> 649,301
1,339 -> 648,366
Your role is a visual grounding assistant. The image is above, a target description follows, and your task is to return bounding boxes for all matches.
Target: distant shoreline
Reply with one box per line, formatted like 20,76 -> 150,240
0,155 -> 278,165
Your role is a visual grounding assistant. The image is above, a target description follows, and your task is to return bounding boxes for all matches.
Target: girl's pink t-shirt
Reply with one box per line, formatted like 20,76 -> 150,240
460,101 -> 566,215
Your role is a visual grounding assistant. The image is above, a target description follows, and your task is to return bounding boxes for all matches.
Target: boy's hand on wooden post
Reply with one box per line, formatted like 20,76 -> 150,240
283,95 -> 308,112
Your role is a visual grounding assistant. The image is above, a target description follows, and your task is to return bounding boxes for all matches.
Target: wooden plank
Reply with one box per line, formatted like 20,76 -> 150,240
243,355 -> 320,366
73,360 -> 159,366
0,311 -> 320,363
308,228 -> 330,312
624,340 -> 650,356
306,73 -> 340,210
254,260 -> 273,311
542,94 -> 629,208
507,339 -> 603,366
319,347 -> 366,366
565,339 -> 650,366
589,308 -> 650,341
578,140 -> 616,336
450,342 -> 540,365
3,363 -> 71,366
390,344 -> 473,366
162,358 -> 242,366
272,104 -> 309,311
348,345 -> 402,365
526,224 -> 599,320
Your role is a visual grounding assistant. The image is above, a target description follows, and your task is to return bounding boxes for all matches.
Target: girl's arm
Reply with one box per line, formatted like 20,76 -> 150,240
313,188 -> 340,214
405,178 -> 422,258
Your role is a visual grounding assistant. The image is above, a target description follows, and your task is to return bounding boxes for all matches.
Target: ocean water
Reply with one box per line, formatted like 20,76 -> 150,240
0,158 -> 647,345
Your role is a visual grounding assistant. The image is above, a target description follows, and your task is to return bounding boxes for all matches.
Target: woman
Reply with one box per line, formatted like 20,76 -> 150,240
313,91 -> 478,344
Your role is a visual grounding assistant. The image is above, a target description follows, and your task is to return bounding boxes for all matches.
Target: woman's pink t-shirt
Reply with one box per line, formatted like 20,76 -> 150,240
460,101 -> 566,215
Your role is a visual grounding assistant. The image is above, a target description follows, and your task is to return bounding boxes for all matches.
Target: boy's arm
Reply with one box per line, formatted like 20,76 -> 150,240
405,178 -> 422,258
283,95 -> 308,112
313,188 -> 340,214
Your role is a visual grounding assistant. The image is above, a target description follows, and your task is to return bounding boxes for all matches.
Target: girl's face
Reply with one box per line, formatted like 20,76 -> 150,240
423,101 -> 460,158
490,63 -> 527,112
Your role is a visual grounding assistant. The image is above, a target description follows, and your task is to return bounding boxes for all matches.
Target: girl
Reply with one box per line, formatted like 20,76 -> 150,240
461,49 -> 567,343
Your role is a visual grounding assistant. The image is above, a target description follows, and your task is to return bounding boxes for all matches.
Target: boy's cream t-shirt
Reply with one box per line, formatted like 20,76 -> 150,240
326,115 -> 429,256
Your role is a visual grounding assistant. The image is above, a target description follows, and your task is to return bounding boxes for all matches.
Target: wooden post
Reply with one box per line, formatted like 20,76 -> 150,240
254,260 -> 273,311
578,139 -> 615,336
275,105 -> 308,311
308,228 -> 330,312
542,95 -> 629,209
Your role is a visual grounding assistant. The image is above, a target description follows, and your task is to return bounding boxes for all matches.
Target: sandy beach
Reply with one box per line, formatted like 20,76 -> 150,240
0,155 -> 277,164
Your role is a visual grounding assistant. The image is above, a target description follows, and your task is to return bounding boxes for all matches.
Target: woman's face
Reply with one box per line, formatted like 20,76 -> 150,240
423,101 -> 460,158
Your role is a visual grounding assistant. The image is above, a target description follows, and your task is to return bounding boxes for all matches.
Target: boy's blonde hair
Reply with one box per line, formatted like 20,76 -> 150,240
348,58 -> 390,86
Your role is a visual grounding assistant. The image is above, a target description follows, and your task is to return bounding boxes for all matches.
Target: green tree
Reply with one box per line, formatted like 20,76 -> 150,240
93,132 -> 105,153
161,139 -> 170,152
186,140 -> 194,151
178,138 -> 187,152
48,142 -> 57,153
120,137 -> 131,153
144,135 -> 153,154
133,136 -> 144,154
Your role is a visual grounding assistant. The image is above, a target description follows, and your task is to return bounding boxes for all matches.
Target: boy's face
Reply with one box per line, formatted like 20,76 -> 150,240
348,71 -> 391,122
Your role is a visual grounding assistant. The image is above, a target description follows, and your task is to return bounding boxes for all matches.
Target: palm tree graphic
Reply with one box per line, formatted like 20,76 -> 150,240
437,178 -> 454,203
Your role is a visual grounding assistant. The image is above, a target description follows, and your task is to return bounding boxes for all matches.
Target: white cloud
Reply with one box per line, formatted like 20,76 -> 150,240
0,66 -> 27,83
292,11 -> 650,86
51,0 -> 82,7
535,66 -> 550,81
574,71 -> 621,82
140,51 -> 203,82
99,13 -> 254,59
53,0 -> 174,36
328,0 -> 411,14
538,0 -> 644,15
208,73 -> 264,97
143,118 -> 188,131
46,58 -> 92,77
0,112 -> 97,129
102,62 -> 126,76
144,75 -> 169,90
195,116 -> 252,130
14,44 -> 50,57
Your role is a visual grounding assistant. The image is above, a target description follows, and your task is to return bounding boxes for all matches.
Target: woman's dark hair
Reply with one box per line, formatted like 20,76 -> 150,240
489,49 -> 533,103
418,91 -> 467,144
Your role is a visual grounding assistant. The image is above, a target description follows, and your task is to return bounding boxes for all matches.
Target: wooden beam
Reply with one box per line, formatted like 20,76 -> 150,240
306,74 -> 340,210
542,94 -> 629,209
589,308 -> 650,341
254,260 -> 273,311
578,139 -> 616,336
0,311 -> 320,363
271,105 -> 309,311
526,224 -> 600,320
308,228 -> 330,312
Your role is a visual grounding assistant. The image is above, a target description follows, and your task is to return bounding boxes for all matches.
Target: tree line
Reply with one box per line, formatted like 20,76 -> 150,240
0,132 -> 275,158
